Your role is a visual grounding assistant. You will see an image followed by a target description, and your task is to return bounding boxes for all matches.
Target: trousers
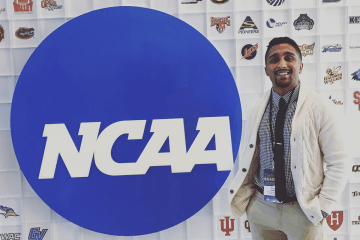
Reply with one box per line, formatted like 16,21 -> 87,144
246,191 -> 326,240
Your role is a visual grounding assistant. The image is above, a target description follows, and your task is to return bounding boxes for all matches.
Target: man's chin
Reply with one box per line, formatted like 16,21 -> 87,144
275,78 -> 292,88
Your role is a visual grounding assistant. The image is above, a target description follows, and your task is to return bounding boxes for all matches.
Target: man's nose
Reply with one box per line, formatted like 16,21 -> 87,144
277,58 -> 287,68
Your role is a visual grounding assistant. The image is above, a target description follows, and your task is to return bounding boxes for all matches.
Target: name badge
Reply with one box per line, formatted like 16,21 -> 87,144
263,168 -> 281,203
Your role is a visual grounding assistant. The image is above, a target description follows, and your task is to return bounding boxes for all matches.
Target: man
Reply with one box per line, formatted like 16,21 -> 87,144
228,37 -> 349,239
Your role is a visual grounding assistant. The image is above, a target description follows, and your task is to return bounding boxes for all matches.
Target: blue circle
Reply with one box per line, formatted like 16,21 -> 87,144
11,7 -> 242,235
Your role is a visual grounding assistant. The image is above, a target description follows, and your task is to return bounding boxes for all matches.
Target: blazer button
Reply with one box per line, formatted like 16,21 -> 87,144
311,216 -> 314,218
249,144 -> 254,148
230,189 -> 234,194
294,166 -> 296,169
242,168 -> 247,172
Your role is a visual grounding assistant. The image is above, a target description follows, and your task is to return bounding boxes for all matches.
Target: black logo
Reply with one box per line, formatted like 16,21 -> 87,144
322,44 -> 342,53
241,43 -> 258,60
15,27 -> 34,40
351,68 -> 360,81
238,16 -> 259,34
350,16 -> 360,24
266,0 -> 285,6
323,0 -> 340,2
210,0 -> 229,4
293,14 -> 314,30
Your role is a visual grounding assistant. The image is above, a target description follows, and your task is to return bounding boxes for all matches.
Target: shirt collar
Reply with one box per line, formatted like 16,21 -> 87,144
271,83 -> 300,108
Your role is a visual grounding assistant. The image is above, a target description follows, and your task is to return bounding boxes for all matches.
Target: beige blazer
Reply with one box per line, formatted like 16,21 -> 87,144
228,83 -> 350,226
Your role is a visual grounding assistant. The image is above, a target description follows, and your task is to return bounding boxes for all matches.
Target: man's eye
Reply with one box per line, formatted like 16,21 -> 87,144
270,58 -> 278,63
285,56 -> 294,61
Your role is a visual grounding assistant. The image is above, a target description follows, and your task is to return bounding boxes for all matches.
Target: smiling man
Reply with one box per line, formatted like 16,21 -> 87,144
229,37 -> 350,239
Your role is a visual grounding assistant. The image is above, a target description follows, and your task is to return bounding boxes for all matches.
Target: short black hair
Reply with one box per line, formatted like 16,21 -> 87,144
264,37 -> 302,63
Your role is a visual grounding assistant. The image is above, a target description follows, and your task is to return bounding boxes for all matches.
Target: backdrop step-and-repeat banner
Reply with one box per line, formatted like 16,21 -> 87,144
0,0 -> 360,240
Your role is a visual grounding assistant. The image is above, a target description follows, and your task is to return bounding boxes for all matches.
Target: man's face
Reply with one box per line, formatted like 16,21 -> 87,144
265,43 -> 303,95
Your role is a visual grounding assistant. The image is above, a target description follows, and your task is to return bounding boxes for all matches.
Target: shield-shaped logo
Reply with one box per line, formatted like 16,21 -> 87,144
326,211 -> 343,231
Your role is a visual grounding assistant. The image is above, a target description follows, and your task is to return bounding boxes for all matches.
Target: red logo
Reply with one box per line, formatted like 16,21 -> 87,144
354,91 -> 360,111
326,211 -> 343,231
220,216 -> 235,236
245,219 -> 251,233
13,0 -> 33,13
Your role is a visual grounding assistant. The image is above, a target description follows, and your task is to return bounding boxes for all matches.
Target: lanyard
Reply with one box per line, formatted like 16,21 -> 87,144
268,87 -> 295,151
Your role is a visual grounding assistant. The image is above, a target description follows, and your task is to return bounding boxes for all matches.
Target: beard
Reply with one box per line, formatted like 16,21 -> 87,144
275,77 -> 293,88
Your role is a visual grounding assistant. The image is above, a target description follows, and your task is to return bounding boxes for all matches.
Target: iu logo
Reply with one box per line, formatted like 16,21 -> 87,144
326,211 -> 343,231
220,216 -> 235,236
28,228 -> 47,240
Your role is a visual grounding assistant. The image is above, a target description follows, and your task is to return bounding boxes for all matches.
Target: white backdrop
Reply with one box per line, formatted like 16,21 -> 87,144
0,0 -> 359,239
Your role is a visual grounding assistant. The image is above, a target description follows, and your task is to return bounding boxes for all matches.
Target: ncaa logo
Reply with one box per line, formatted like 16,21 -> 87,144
11,7 -> 242,236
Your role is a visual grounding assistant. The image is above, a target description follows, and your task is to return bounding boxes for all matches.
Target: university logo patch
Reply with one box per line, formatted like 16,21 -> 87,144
293,14 -> 314,30
241,43 -> 258,60
351,68 -> 360,81
322,44 -> 342,53
28,228 -> 47,240
266,18 -> 287,28
238,16 -> 259,34
15,27 -> 34,39
354,91 -> 360,111
0,25 -> 4,42
211,17 -> 230,33
210,0 -> 229,4
324,66 -> 342,85
0,205 -> 19,218
326,211 -> 343,231
350,16 -> 360,24
13,0 -> 33,13
298,43 -> 315,57
266,0 -> 285,6
11,7 -> 242,236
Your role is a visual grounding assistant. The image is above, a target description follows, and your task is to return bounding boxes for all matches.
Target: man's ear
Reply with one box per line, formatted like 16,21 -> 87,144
299,63 -> 303,74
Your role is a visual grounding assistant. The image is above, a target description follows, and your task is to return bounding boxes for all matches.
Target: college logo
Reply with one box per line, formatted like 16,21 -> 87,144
0,8 -> 5,13
323,0 -> 340,2
0,205 -> 19,218
350,46 -> 360,49
298,43 -> 315,57
352,216 -> 360,225
210,0 -> 229,4
322,44 -> 342,53
351,68 -> 360,81
211,17 -> 230,33
244,220 -> 251,233
324,66 -> 342,85
28,228 -> 47,240
352,191 -> 360,197
181,0 -> 202,3
241,43 -> 258,60
11,7 -> 241,236
266,18 -> 287,28
0,233 -> 21,240
354,91 -> 360,111
266,0 -> 285,6
0,25 -> 4,42
293,14 -> 314,30
15,27 -> 34,40
329,95 -> 343,105
327,211 -> 343,231
220,216 -> 235,236
353,165 -> 360,172
41,0 -> 62,11
238,16 -> 259,34
350,16 -> 360,24
13,0 -> 33,13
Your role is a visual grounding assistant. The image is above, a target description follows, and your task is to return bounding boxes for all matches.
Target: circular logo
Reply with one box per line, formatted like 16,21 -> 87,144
11,7 -> 242,236
266,18 -> 276,28
241,43 -> 258,60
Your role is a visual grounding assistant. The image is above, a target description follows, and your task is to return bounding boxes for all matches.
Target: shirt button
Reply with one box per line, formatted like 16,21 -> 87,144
242,168 -> 247,172
230,189 -> 234,194
249,144 -> 254,148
